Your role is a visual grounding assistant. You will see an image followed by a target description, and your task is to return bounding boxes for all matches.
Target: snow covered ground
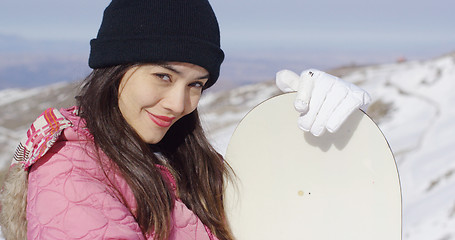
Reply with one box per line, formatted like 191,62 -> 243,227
0,52 -> 454,239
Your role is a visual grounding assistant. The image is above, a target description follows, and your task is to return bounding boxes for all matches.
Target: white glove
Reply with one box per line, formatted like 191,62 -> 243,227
276,69 -> 371,136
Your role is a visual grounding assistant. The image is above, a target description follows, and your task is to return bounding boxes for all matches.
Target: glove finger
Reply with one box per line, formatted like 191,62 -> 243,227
348,83 -> 372,107
276,70 -> 300,93
294,70 -> 316,113
326,92 -> 362,133
297,71 -> 336,132
310,80 -> 349,136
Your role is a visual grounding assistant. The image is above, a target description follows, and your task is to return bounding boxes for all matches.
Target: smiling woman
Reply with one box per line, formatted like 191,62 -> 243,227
0,0 -> 370,240
0,0 -> 233,239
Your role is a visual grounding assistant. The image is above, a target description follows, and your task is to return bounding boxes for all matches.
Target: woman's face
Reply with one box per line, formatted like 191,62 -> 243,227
118,62 -> 209,144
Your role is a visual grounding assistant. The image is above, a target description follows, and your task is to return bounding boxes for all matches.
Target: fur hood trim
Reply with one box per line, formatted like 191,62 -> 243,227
0,108 -> 72,239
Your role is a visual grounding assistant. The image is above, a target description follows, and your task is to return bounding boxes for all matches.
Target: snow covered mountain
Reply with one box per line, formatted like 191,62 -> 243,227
0,52 -> 454,239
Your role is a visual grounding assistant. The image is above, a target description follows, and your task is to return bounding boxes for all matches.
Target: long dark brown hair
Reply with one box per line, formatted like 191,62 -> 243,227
76,64 -> 234,240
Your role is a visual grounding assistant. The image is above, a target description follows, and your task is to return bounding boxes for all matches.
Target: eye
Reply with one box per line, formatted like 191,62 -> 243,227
154,73 -> 171,81
190,81 -> 206,89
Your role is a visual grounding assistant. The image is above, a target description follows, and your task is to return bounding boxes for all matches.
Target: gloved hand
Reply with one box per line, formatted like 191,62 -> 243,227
276,69 -> 371,136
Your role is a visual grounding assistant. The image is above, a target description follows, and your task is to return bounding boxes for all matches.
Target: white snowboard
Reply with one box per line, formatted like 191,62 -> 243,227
224,92 -> 401,240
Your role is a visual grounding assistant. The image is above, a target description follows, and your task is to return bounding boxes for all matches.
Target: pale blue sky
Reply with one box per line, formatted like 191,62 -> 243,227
1,0 -> 454,65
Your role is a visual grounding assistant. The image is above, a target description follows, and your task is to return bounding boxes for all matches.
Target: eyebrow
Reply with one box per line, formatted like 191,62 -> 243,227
160,64 -> 210,80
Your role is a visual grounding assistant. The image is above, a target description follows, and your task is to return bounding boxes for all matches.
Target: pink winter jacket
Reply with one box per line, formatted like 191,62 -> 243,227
23,107 -> 218,239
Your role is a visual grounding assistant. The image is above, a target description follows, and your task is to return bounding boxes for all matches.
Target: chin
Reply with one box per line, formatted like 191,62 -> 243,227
140,133 -> 165,144
144,137 -> 163,145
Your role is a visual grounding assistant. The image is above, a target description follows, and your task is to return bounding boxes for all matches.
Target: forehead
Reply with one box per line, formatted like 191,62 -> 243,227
156,62 -> 208,74
131,62 -> 209,81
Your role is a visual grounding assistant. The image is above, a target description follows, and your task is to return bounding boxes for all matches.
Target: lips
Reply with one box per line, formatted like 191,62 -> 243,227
147,112 -> 175,128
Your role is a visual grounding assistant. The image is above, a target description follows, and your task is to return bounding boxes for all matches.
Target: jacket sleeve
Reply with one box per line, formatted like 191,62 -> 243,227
26,142 -> 145,240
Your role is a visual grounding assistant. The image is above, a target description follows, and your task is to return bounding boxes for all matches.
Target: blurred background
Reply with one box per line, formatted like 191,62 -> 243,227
1,0 -> 453,90
1,0 -> 454,239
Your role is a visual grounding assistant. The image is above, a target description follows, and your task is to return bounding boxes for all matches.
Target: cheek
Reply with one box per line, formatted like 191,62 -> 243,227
118,90 -> 137,118
118,93 -> 129,117
118,99 -> 134,129
120,87 -> 159,112
118,89 -> 149,128
186,95 -> 201,114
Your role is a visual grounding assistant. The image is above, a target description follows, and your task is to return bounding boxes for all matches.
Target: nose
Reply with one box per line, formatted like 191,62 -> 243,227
161,86 -> 187,115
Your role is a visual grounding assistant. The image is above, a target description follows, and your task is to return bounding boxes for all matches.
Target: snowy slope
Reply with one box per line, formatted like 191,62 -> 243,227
350,54 -> 455,240
0,82 -> 78,167
0,53 -> 454,239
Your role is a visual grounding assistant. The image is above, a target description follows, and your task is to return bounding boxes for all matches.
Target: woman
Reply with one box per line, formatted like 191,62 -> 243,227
0,0 -> 370,239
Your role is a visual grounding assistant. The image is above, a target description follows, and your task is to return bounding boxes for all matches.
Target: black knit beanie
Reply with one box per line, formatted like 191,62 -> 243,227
89,0 -> 224,88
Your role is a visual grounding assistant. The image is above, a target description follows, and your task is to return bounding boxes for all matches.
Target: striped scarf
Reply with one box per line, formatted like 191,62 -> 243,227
11,108 -> 72,170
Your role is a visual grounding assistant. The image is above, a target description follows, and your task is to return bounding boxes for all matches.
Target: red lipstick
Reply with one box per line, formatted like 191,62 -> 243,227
148,113 -> 175,128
